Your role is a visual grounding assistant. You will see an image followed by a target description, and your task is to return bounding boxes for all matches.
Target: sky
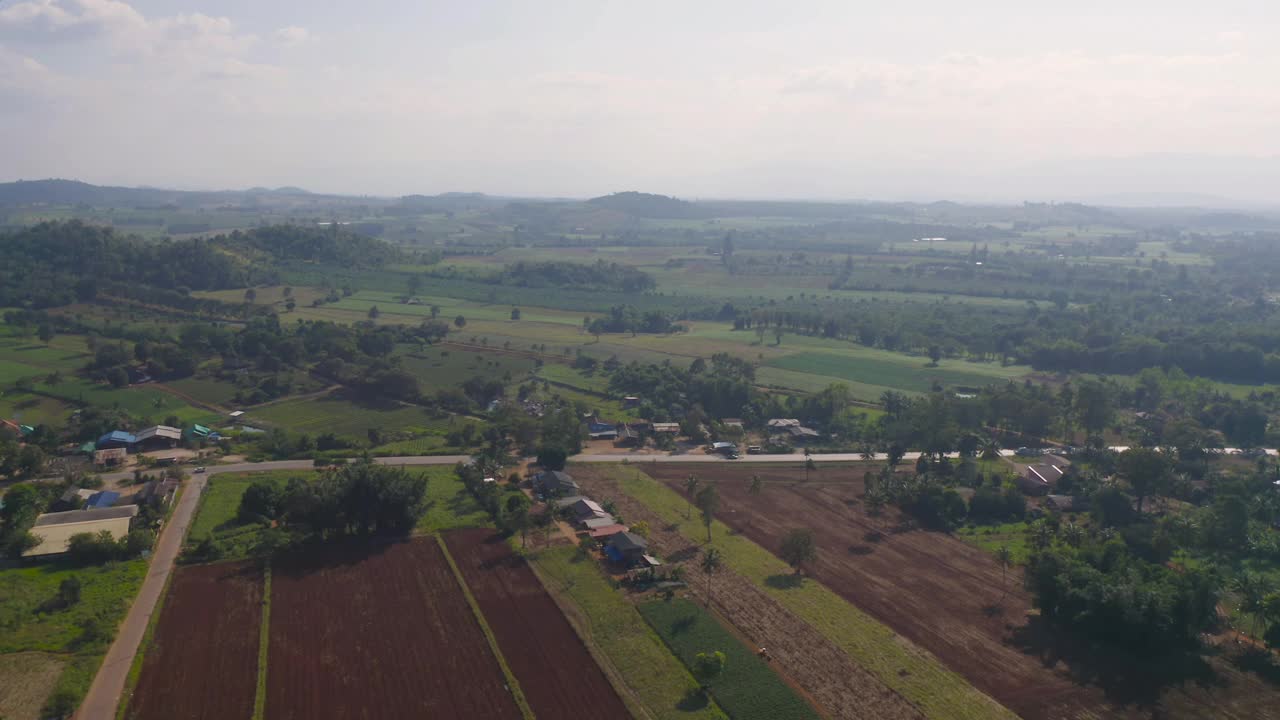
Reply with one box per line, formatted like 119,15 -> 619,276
2,0 -> 1279,204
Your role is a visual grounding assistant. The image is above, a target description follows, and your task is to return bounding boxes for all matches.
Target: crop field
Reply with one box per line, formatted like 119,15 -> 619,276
766,351 -> 1018,394
125,562 -> 264,720
639,599 -> 819,720
248,393 -> 453,440
266,539 -> 522,720
445,528 -> 629,720
397,347 -> 536,393
640,463 -> 1280,720
529,546 -> 726,720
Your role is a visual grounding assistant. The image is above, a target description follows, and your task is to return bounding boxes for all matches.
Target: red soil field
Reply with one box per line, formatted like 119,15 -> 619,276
266,539 -> 522,720
126,562 -> 263,720
444,528 -> 630,720
643,464 -> 1280,720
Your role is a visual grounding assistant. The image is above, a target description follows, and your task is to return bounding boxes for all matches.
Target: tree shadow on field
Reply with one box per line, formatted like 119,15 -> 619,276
676,688 -> 710,711
271,535 -> 402,579
846,544 -> 874,556
1232,648 -> 1280,686
765,573 -> 803,590
671,614 -> 697,636
1007,616 -> 1222,709
667,547 -> 700,563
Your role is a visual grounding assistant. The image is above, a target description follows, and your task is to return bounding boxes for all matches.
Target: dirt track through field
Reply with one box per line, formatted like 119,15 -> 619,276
642,464 -> 1280,720
445,528 -> 630,720
573,466 -> 924,720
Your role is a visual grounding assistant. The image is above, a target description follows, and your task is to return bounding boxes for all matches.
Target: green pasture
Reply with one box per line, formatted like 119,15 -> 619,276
397,347 -> 536,393
639,598 -> 819,720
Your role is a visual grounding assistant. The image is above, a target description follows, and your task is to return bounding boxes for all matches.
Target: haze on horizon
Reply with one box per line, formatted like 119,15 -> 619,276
2,0 -> 1279,206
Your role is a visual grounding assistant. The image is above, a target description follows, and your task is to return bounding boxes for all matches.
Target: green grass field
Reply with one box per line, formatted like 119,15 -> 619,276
955,522 -> 1032,566
596,465 -> 1016,720
397,347 -> 536,394
766,352 -> 1019,394
248,394 -> 454,440
529,547 -> 726,720
413,466 -> 491,533
32,377 -> 217,425
0,560 -> 148,719
639,599 -> 818,720
188,471 -> 303,545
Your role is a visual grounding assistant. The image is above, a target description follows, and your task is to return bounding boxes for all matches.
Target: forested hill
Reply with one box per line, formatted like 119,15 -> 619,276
586,191 -> 705,219
0,221 -> 402,308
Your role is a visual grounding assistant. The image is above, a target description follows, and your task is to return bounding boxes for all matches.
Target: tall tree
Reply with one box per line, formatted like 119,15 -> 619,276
996,545 -> 1013,601
683,474 -> 700,519
1118,448 -> 1171,514
696,484 -> 719,542
748,474 -> 763,499
700,547 -> 722,608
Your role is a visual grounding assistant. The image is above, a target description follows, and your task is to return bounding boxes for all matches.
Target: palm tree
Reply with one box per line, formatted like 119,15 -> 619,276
700,547 -> 723,608
996,545 -> 1013,601
696,485 -> 719,543
684,474 -> 700,519
859,443 -> 877,463
1234,573 -> 1274,640
748,474 -> 763,498
980,437 -> 1002,461
1062,522 -> 1084,548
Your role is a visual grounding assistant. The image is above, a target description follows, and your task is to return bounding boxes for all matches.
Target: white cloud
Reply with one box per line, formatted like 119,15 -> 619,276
274,25 -> 308,46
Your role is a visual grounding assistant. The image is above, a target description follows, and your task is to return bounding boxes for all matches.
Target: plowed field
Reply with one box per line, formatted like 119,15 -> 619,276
643,463 -> 1280,720
126,562 -> 263,720
445,528 -> 630,720
266,539 -> 521,720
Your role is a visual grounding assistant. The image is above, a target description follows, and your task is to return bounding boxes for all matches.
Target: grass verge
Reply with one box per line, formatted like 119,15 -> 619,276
436,535 -> 535,720
609,466 -> 1017,720
253,561 -> 272,720
639,598 -> 819,720
528,546 -> 726,720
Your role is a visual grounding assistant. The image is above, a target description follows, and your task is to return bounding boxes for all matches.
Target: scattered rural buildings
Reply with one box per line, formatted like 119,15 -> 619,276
97,430 -> 136,450
23,506 -> 139,558
85,490 -> 120,510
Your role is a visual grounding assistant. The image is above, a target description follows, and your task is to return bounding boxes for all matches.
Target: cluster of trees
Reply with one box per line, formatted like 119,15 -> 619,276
0,221 -> 404,309
1025,540 -> 1220,655
498,260 -> 656,292
65,527 -> 156,565
237,459 -> 428,538
587,305 -> 684,337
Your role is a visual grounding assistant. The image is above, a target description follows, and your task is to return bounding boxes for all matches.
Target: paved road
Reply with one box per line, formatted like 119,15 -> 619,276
77,442 -> 1278,718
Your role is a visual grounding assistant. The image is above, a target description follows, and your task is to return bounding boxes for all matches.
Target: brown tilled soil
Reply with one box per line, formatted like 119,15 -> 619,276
127,562 -> 264,720
641,463 -> 1280,720
573,465 -> 925,720
267,538 -> 521,720
445,528 -> 630,720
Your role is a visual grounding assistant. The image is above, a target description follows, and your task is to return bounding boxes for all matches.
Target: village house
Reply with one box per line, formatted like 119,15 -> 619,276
605,531 -> 650,566
533,470 -> 580,497
23,506 -> 139,558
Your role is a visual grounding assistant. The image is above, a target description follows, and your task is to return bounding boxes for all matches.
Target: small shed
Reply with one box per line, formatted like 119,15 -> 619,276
569,498 -> 608,521
651,423 -> 680,435
588,524 -> 629,541
1045,494 -> 1090,513
184,424 -> 211,441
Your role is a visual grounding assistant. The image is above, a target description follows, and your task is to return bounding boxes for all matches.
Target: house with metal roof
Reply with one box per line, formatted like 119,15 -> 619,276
533,471 -> 580,496
97,430 -> 136,450
134,425 -> 182,450
605,531 -> 650,565
85,491 -> 121,510
23,506 -> 139,557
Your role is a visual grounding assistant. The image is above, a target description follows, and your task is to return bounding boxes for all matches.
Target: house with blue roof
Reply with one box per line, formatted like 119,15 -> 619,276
85,491 -> 121,510
97,430 -> 136,450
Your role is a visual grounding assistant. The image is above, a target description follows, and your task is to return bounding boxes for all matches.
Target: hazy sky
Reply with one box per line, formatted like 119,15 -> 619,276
2,0 -> 1279,203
